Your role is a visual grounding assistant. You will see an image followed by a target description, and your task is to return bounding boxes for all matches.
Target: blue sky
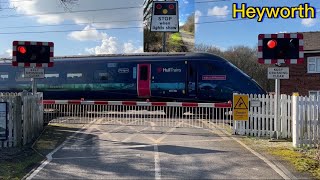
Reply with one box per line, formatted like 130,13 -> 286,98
195,0 -> 319,50
0,0 -> 318,58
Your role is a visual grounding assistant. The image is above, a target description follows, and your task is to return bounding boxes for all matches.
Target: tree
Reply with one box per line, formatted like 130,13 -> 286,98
194,44 -> 274,92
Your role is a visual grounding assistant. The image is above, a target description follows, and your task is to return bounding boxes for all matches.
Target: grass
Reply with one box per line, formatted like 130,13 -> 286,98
0,124 -> 83,179
240,136 -> 320,179
168,32 -> 184,52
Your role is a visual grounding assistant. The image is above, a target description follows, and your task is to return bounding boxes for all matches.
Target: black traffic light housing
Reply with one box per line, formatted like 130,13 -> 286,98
154,2 -> 177,15
262,38 -> 300,59
12,41 -> 54,67
258,33 -> 303,64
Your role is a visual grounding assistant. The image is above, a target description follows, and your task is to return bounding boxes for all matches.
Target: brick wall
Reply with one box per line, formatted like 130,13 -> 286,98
281,52 -> 320,96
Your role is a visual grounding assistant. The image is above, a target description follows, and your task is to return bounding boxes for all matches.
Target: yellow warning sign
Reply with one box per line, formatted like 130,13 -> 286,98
233,94 -> 249,121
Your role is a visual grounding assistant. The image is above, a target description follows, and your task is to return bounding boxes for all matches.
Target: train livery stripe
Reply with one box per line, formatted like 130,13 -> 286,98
42,100 -> 232,108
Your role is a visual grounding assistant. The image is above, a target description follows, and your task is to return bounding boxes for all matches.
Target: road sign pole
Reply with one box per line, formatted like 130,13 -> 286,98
163,32 -> 166,52
274,78 -> 280,139
162,0 -> 167,52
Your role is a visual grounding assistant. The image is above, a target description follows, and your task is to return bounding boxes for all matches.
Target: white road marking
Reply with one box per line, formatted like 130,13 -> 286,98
26,118 -> 102,180
155,122 -> 184,143
121,126 -> 150,142
154,144 -> 161,180
53,154 -> 142,160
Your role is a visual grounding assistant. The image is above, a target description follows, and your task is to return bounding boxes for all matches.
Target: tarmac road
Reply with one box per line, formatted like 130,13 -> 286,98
27,117 -> 289,179
180,31 -> 194,52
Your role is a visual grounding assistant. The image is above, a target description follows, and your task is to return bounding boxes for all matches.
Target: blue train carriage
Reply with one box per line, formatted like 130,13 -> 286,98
0,52 -> 266,103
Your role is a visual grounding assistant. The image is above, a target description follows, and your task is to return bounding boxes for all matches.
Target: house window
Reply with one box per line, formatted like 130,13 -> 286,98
309,91 -> 320,100
307,57 -> 320,73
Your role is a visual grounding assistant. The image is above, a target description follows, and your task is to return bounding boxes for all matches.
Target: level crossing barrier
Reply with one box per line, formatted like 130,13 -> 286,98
43,100 -> 233,130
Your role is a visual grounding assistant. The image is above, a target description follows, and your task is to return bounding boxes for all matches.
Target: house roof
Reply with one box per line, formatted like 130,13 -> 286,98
301,31 -> 320,51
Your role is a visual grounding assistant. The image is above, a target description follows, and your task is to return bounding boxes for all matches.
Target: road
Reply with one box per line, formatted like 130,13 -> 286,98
180,31 -> 194,52
27,118 -> 288,179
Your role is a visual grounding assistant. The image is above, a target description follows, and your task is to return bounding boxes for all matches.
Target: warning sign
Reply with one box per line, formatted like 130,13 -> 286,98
233,94 -> 249,121
150,1 -> 179,32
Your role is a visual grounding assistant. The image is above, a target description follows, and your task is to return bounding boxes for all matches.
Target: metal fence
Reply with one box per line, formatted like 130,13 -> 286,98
43,100 -> 233,130
0,92 -> 43,148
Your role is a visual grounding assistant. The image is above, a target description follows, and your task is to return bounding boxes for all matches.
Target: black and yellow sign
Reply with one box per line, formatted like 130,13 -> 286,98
233,94 -> 249,121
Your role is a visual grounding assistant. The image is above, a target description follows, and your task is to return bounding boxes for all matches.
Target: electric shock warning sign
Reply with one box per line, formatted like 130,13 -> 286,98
150,1 -> 179,32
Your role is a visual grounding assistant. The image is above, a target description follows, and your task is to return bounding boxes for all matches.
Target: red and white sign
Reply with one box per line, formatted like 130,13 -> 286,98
12,41 -> 54,67
202,75 -> 226,80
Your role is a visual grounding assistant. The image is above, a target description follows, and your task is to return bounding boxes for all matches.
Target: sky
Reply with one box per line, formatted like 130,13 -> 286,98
0,0 -> 319,58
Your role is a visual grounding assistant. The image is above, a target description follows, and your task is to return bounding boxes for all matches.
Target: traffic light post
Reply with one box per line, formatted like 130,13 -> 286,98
162,0 -> 167,52
12,41 -> 54,95
258,33 -> 303,139
150,1 -> 179,52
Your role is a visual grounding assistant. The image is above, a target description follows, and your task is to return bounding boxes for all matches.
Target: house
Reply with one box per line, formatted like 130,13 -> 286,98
281,31 -> 320,97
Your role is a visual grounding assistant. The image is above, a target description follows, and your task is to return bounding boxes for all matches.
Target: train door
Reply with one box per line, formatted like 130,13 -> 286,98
137,64 -> 151,97
187,61 -> 198,96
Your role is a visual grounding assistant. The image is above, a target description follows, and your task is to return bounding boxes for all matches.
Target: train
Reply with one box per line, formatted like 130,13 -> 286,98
0,52 -> 266,102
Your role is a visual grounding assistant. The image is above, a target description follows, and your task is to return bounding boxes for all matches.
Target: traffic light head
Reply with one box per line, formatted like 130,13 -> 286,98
258,33 -> 304,64
12,41 -> 54,67
154,2 -> 177,15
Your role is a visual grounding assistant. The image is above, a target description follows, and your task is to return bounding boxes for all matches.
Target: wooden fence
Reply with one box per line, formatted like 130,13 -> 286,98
233,94 -> 292,139
292,94 -> 320,148
0,92 -> 43,148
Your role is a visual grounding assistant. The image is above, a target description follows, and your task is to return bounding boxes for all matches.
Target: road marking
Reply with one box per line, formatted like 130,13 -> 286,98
155,122 -> 184,143
158,139 -> 233,144
61,144 -> 154,150
154,144 -> 161,180
205,120 -> 294,180
26,118 -> 102,180
53,154 -> 142,160
232,136 -> 292,180
122,126 -> 150,142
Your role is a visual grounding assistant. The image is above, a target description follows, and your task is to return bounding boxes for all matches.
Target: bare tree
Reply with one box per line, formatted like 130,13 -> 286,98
195,44 -> 274,92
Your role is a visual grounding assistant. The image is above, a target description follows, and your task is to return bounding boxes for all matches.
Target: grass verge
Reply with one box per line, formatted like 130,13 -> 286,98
240,136 -> 320,179
168,32 -> 184,52
0,124 -> 83,180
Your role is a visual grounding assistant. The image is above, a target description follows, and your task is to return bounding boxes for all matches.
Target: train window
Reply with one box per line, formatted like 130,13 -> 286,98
45,73 -> 59,78
98,72 -> 108,80
0,72 -> 8,80
67,73 -> 82,78
206,63 -> 215,72
140,66 -> 148,80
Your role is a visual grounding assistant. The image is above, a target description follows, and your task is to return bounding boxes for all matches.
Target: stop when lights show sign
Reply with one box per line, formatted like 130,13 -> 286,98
151,1 -> 179,32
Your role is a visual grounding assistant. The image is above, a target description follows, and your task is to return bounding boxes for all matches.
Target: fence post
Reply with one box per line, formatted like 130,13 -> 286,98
292,92 -> 299,148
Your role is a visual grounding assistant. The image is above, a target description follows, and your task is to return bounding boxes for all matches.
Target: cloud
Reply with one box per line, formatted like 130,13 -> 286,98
0,49 -> 12,58
123,42 -> 143,53
85,36 -> 142,54
301,18 -> 317,27
9,0 -> 144,28
183,0 -> 189,4
207,6 -> 229,18
68,25 -> 106,41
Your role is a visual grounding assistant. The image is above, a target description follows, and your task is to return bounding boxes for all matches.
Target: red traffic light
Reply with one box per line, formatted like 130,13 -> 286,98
267,40 -> 277,49
156,4 -> 162,9
17,46 -> 27,54
169,4 -> 174,9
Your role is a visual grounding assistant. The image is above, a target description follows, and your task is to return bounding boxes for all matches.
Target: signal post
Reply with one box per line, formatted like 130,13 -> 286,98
258,33 -> 304,139
12,41 -> 54,95
150,1 -> 179,52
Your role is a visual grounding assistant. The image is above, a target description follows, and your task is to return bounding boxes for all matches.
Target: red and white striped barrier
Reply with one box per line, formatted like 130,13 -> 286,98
42,100 -> 232,108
